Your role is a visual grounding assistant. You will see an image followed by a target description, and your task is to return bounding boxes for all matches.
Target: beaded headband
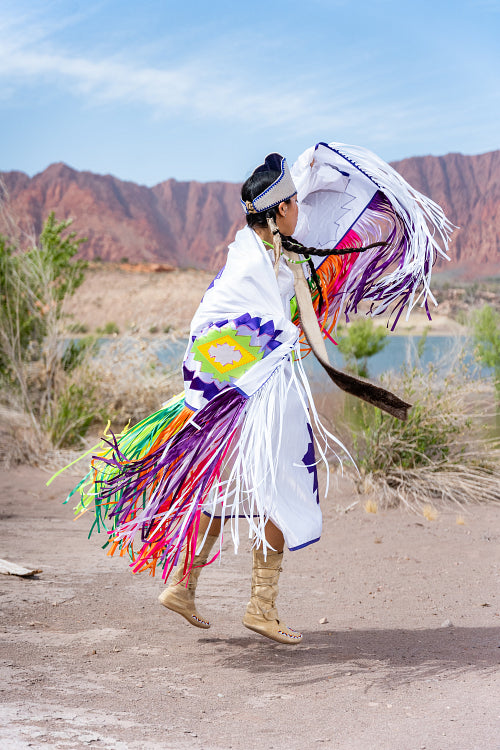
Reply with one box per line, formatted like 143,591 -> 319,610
241,153 -> 297,215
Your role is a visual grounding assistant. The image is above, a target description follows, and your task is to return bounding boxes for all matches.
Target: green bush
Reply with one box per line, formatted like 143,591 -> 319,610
0,213 -> 87,376
97,321 -> 120,335
0,213 -> 90,452
61,336 -> 98,373
46,381 -> 102,448
67,322 -> 89,334
354,366 -> 467,474
337,318 -> 388,378
472,304 -> 500,400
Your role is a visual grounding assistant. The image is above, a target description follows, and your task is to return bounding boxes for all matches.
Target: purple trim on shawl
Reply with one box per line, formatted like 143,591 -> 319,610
258,320 -> 275,336
289,536 -> 321,551
315,142 -> 382,190
183,315 -> 290,411
206,266 -> 225,292
267,339 -> 281,352
190,378 -> 221,402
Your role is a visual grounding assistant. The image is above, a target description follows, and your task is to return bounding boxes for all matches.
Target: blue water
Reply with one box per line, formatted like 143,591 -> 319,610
154,334 -> 484,383
305,335 -> 478,384
100,333 -> 499,436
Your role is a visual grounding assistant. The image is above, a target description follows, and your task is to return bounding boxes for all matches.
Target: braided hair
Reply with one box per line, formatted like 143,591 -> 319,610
281,236 -> 386,258
241,167 -> 293,272
241,166 -> 386,310
280,236 -> 387,314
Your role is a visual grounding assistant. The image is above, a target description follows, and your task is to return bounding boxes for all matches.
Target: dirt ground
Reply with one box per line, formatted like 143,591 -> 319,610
63,267 -> 465,339
1,465 -> 499,750
63,268 -> 213,337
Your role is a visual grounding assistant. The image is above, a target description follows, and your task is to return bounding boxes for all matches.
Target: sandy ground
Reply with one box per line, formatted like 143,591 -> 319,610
1,466 -> 499,750
64,268 -> 465,338
63,268 -> 213,337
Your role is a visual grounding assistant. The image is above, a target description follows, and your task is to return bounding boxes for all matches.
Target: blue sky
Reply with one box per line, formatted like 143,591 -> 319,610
0,0 -> 499,185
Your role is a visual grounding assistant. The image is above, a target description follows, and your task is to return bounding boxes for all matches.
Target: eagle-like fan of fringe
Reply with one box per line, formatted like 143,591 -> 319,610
328,142 -> 454,328
298,142 -> 455,334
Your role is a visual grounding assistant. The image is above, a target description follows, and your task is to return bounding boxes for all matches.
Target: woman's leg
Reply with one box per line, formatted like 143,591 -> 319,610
243,518 -> 302,644
158,512 -> 223,628
199,512 -> 223,538
263,520 -> 284,552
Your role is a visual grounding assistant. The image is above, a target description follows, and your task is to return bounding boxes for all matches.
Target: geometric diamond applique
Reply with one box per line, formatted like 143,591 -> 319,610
208,342 -> 242,367
192,326 -> 264,383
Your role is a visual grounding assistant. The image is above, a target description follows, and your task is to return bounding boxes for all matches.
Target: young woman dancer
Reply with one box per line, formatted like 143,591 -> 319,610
66,145 -> 452,645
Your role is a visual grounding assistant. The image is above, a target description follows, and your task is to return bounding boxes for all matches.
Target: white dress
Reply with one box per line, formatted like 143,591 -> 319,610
183,226 -> 323,551
67,141 -> 452,580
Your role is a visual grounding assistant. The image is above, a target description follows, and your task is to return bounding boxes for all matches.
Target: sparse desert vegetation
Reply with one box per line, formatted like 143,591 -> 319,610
1,216 -> 499,512
0,216 -> 183,464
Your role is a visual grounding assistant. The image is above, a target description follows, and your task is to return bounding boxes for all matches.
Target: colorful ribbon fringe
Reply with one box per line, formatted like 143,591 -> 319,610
66,389 -> 247,580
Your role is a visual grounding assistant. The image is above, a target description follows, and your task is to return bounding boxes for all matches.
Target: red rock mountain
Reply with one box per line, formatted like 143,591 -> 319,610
0,164 -> 242,270
1,151 -> 499,278
391,151 -> 500,278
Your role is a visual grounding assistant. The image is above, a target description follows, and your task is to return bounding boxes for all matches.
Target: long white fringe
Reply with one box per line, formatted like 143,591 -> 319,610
202,348 -> 353,558
328,142 -> 455,320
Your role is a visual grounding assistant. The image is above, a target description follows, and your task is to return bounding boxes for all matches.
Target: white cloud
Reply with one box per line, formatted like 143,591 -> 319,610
0,3 -> 429,142
0,7 -> 330,131
0,1 -> 496,161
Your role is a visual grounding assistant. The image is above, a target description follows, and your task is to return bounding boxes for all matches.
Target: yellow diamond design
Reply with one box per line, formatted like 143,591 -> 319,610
196,335 -> 256,375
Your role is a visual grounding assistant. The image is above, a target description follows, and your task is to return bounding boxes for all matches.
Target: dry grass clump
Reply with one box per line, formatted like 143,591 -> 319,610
0,333 -> 182,465
88,337 -> 183,428
364,499 -> 378,514
367,454 -> 500,511
353,364 -> 500,511
0,404 -> 50,467
0,338 -> 182,466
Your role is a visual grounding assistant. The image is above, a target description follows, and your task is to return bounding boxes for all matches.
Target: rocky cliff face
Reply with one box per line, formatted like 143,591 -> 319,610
391,151 -> 500,277
0,163 -> 242,269
1,151 -> 499,277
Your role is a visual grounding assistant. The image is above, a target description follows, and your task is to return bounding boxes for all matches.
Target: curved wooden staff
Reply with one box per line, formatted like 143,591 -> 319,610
286,255 -> 411,421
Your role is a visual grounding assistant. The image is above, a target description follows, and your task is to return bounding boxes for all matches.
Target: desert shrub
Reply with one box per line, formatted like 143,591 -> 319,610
337,318 -> 388,378
454,309 -> 469,326
45,381 -> 102,448
0,213 -> 90,459
0,208 -> 183,462
97,321 -> 120,335
351,363 -> 500,509
61,336 -> 98,373
472,304 -> 500,400
67,322 -> 89,334
89,337 -> 183,427
0,216 -> 86,374
0,404 -> 50,466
